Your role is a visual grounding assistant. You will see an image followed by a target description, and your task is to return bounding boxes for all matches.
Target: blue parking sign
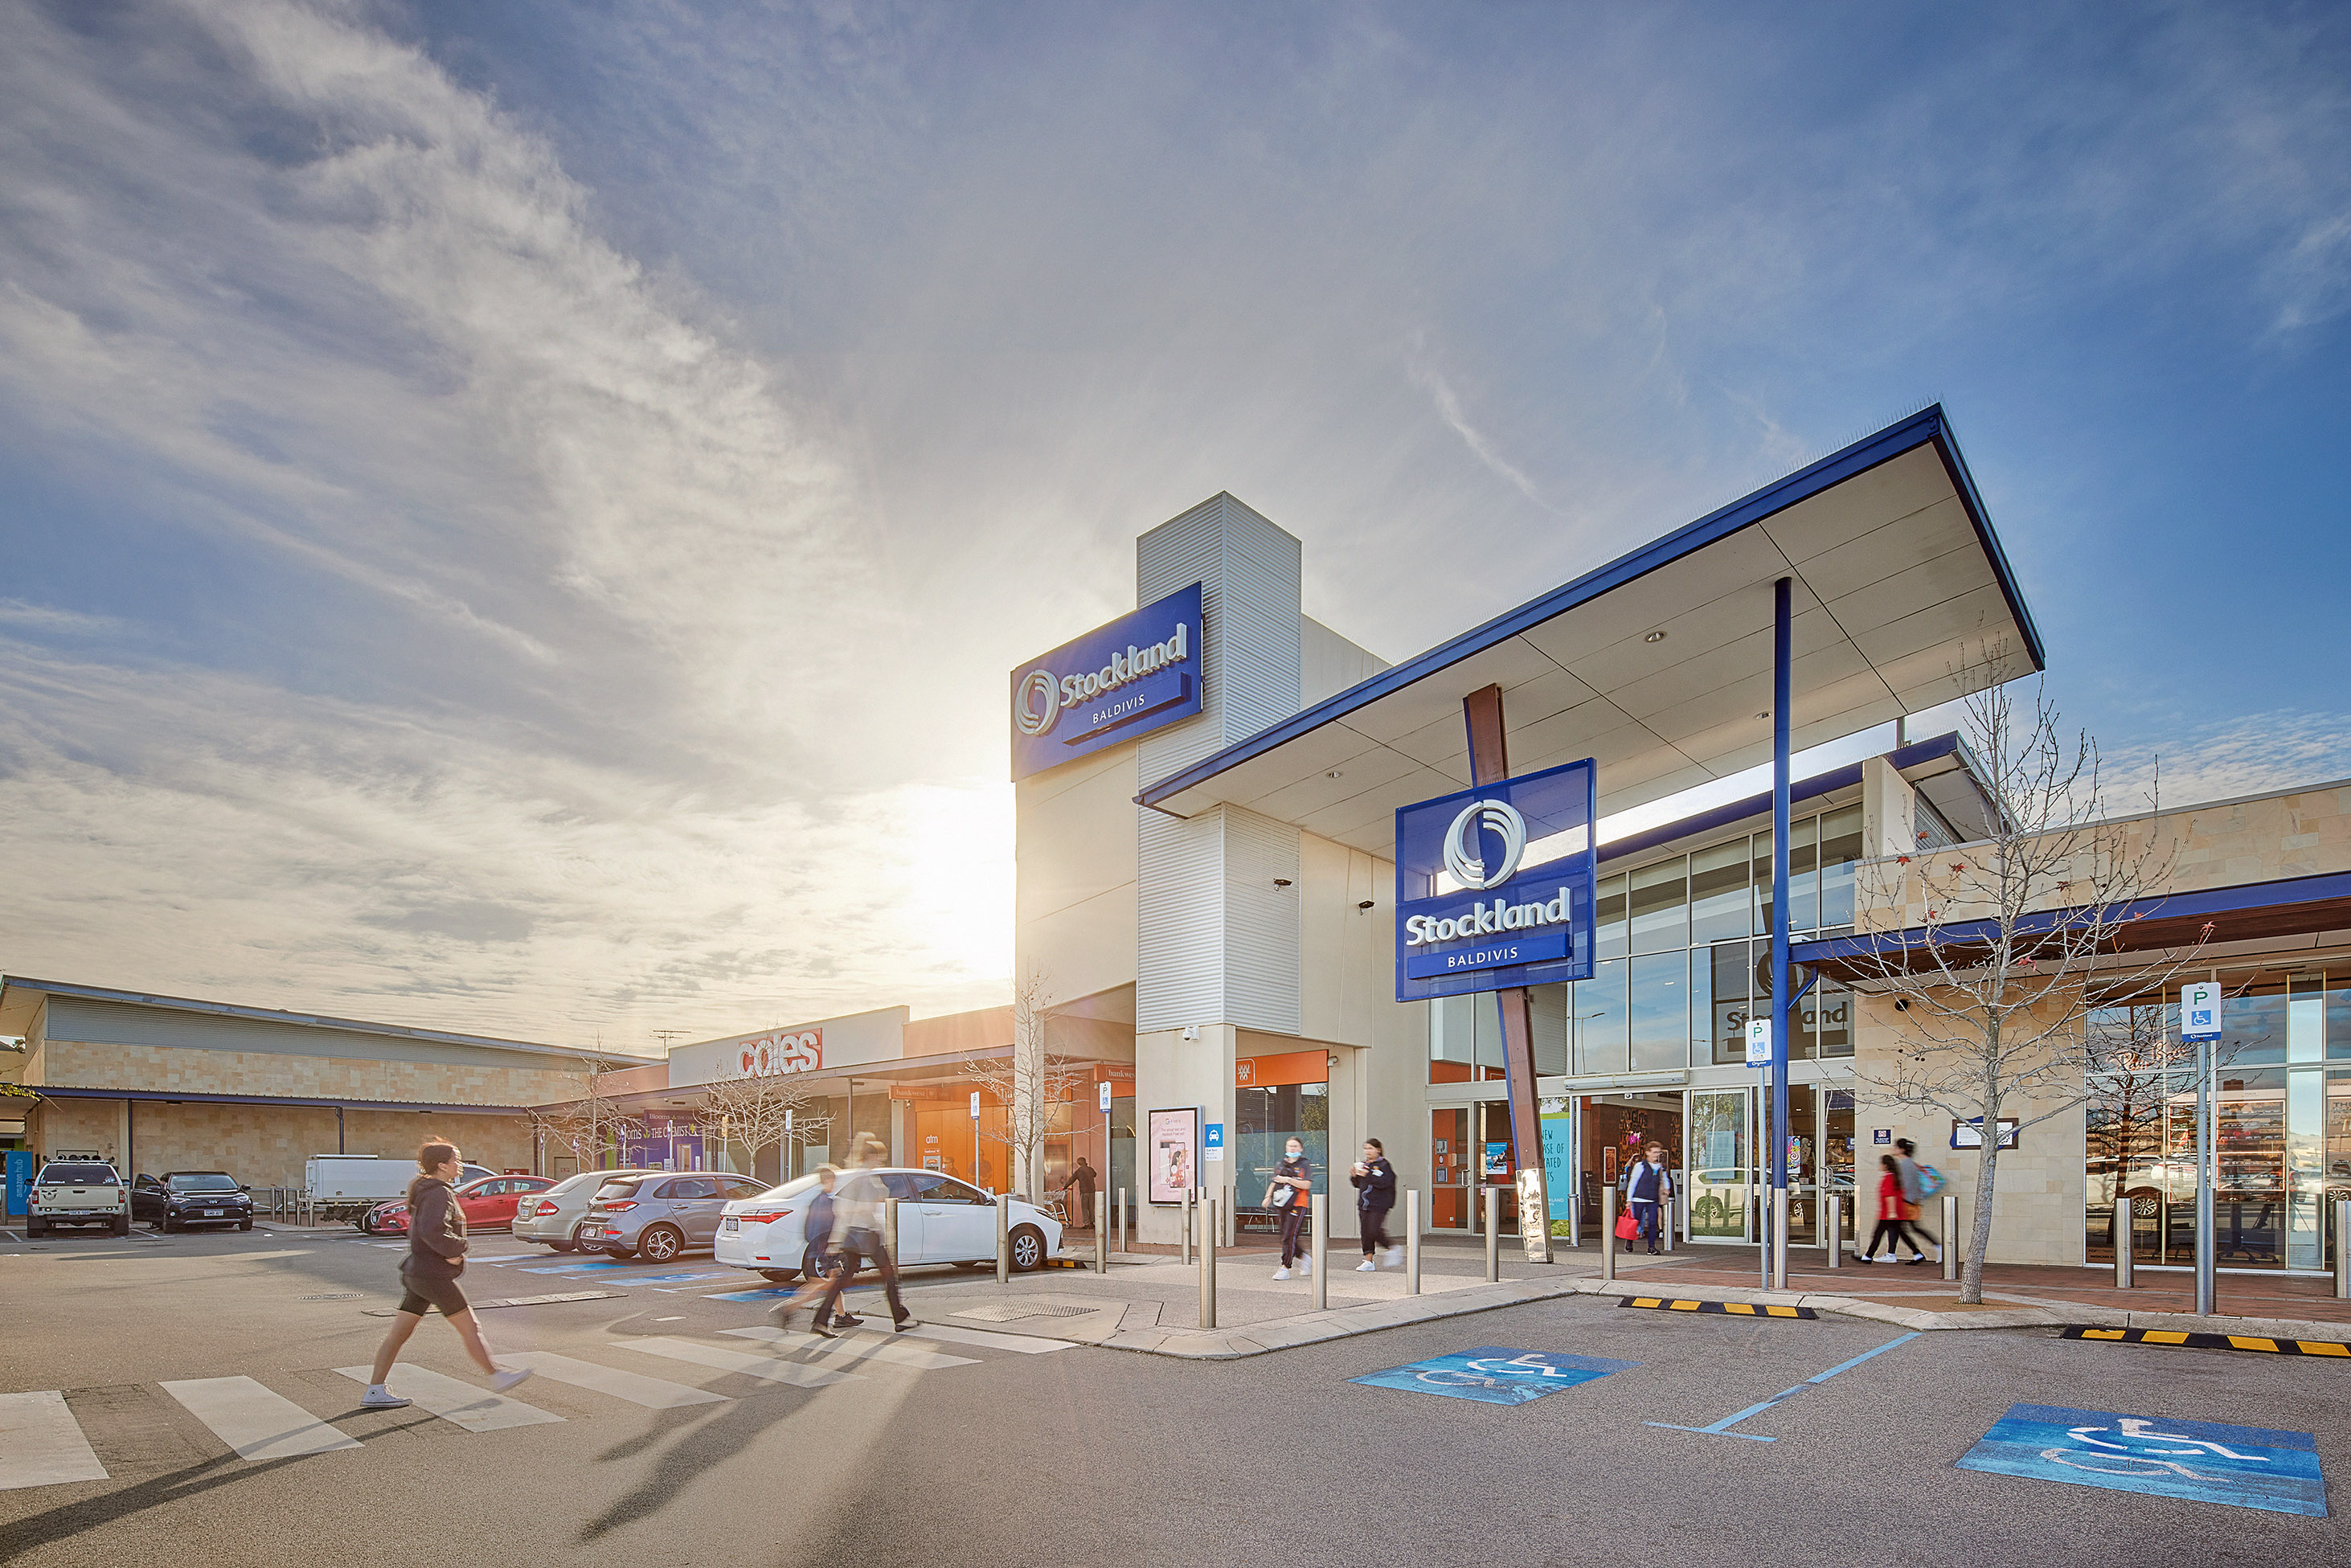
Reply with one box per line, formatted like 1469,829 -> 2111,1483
1957,1404 -> 2324,1517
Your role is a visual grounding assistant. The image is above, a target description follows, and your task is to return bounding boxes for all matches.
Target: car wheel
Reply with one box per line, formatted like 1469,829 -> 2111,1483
549,1239 -> 576,1253
358,1214 -> 375,1234
113,1215 -> 132,1237
25,1218 -> 43,1238
239,1219 -> 253,1231
637,1224 -> 684,1263
760,1268 -> 800,1284
1009,1224 -> 1046,1272
161,1214 -> 178,1234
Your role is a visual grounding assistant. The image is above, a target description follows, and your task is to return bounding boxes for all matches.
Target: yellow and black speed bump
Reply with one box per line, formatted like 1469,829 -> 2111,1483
2062,1324 -> 2351,1357
1620,1296 -> 1816,1320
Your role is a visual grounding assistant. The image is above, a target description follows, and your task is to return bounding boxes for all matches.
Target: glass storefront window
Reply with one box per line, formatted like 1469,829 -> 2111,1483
1690,837 -> 1751,944
1709,941 -> 1751,1066
1787,815 -> 1819,935
1750,833 -> 1776,936
1429,993 -> 1505,1084
1530,983 -> 1570,1075
2223,990 -> 2286,1065
1575,958 -> 1628,1075
1235,1082 -> 1327,1221
1593,874 -> 1628,961
1628,952 -> 1687,1071
2331,986 -> 2351,1059
1629,858 -> 1689,955
1819,804 -> 1862,930
1803,980 -> 1852,1058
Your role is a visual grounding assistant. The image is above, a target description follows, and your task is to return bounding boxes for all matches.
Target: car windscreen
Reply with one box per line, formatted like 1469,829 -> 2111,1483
592,1180 -> 643,1201
166,1173 -> 240,1191
749,1173 -> 824,1202
39,1165 -> 117,1185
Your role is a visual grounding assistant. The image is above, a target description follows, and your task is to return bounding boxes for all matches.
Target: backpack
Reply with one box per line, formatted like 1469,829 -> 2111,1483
1915,1164 -> 1944,1199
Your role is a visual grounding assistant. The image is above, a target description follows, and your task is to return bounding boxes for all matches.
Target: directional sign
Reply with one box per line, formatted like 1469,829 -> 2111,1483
1204,1123 -> 1224,1162
2181,981 -> 2222,1042
1956,1404 -> 2324,1517
1350,1347 -> 1639,1406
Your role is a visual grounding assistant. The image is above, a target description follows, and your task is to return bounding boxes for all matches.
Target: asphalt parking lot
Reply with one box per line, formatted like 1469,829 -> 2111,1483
2,1225 -> 2345,1566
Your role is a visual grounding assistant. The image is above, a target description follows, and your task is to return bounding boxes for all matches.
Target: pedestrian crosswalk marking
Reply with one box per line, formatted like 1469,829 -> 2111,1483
500,1352 -> 730,1409
894,1321 -> 1078,1355
0,1391 -> 109,1489
332,1366 -> 564,1432
161,1376 -> 362,1460
722,1325 -> 981,1372
620,1337 -> 866,1390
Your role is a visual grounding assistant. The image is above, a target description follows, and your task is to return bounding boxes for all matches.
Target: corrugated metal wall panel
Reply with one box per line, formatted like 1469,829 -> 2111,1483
1136,495 -> 1301,782
1222,806 -> 1302,1034
1137,804 -> 1228,1032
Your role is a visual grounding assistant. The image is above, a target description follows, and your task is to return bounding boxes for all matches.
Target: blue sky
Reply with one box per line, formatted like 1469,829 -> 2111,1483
1,1 -> 2345,1045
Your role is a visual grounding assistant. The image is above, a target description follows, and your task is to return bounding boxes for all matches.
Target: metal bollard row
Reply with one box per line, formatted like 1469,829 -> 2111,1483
1483,1187 -> 1501,1282
1406,1188 -> 1422,1295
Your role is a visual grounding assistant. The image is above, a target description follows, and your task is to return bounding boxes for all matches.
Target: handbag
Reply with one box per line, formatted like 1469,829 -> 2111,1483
1614,1209 -> 1640,1240
1900,1200 -> 1922,1222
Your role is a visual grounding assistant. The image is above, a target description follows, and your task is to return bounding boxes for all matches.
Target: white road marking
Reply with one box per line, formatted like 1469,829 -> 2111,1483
618,1337 -> 865,1390
654,1316 -> 685,1322
332,1365 -> 563,1433
893,1321 -> 1077,1354
0,1391 -> 108,1489
499,1352 -> 728,1409
162,1377 -> 362,1460
722,1324 -> 980,1372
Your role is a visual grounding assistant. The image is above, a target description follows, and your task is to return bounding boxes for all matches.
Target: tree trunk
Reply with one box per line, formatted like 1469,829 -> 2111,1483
1962,1136 -> 2001,1304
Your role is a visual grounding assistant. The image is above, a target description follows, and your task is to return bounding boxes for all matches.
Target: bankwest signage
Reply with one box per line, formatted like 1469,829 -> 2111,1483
1010,582 -> 1204,780
1393,759 -> 1597,1002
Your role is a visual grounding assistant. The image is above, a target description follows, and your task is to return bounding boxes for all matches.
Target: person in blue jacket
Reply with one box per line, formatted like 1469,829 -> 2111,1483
1624,1142 -> 1674,1255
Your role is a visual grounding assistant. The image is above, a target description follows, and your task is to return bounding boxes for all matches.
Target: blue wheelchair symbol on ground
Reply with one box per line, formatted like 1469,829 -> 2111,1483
1349,1347 -> 1638,1406
1957,1404 -> 2325,1517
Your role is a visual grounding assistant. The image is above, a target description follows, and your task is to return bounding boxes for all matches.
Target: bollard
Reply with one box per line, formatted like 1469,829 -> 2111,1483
1096,1197 -> 1109,1275
2335,1200 -> 2350,1300
1198,1197 -> 1217,1329
1564,1188 -> 1581,1250
996,1193 -> 1011,1285
1181,1189 -> 1194,1266
2114,1222 -> 2133,1291
1116,1187 -> 1128,1256
884,1197 -> 899,1266
1771,1187 -> 1789,1291
1662,1188 -> 1676,1253
1406,1188 -> 1422,1296
1823,1194 -> 1841,1270
1600,1188 -> 1617,1283
1225,1185 -> 1237,1249
1484,1187 -> 1501,1282
1310,1193 -> 1329,1312
1941,1193 -> 1959,1283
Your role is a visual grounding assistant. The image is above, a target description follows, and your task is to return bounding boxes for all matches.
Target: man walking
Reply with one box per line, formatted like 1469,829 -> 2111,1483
797,1135 -> 915,1338
1062,1157 -> 1099,1230
1624,1142 -> 1673,1256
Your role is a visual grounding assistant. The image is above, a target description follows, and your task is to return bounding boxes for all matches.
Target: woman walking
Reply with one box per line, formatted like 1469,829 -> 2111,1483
360,1138 -> 533,1409
1266,1136 -> 1313,1280
1856,1152 -> 1927,1266
1350,1139 -> 1399,1271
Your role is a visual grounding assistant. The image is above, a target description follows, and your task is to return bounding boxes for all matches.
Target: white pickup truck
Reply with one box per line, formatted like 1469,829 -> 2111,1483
28,1161 -> 130,1238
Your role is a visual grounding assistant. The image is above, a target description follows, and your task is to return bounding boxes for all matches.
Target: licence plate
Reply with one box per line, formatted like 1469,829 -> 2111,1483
203,1209 -> 224,1217
722,1217 -> 739,1231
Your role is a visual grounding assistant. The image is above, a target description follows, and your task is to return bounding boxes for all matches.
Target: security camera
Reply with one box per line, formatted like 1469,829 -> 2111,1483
1358,899 -> 1374,911
1181,1026 -> 1199,1042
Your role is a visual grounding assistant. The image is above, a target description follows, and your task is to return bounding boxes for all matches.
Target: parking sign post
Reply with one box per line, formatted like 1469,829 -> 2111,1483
2182,980 -> 2222,1316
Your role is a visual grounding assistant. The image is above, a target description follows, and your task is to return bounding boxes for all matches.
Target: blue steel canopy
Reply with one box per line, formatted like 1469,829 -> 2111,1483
1137,406 -> 2041,850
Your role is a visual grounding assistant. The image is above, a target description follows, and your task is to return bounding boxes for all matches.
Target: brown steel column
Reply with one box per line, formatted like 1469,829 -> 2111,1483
1462,684 -> 1551,1263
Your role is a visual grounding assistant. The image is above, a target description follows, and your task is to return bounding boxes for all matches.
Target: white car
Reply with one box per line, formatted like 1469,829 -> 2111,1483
715,1168 -> 1063,1282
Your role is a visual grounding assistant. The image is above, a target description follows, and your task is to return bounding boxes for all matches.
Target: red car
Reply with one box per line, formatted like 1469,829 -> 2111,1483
361,1175 -> 555,1236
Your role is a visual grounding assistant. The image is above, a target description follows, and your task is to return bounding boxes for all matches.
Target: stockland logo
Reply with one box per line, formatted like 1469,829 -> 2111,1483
1444,799 -> 1527,889
1015,621 -> 1191,737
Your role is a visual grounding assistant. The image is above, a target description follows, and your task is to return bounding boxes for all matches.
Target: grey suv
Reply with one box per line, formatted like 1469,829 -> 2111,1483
579,1172 -> 768,1263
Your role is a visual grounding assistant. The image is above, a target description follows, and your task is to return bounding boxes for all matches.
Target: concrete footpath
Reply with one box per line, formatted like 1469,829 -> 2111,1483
985,1236 -> 2351,1359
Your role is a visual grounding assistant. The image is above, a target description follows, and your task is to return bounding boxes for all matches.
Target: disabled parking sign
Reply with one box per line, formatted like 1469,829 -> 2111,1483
1349,1347 -> 1638,1406
1956,1404 -> 2325,1517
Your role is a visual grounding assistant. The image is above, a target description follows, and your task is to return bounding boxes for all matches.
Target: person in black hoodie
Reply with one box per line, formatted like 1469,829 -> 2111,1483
359,1138 -> 534,1410
1350,1139 -> 1400,1271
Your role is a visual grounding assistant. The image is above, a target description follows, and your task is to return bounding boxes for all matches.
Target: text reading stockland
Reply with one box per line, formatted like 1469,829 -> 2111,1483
1393,758 -> 1596,1003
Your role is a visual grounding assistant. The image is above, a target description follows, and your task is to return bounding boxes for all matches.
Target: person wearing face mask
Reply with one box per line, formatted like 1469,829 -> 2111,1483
1264,1136 -> 1314,1281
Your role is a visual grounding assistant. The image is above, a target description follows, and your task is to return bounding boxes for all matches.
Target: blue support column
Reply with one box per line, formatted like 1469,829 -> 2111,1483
1769,576 -> 1793,1283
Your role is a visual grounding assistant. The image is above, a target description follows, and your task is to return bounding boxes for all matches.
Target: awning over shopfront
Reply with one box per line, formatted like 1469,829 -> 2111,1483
1136,405 -> 2042,854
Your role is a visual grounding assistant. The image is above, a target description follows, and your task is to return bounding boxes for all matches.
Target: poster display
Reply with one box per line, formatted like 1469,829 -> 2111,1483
1147,1107 -> 1199,1204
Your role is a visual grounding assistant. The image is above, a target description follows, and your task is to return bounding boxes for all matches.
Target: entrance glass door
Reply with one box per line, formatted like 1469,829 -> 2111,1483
1685,1088 -> 1751,1241
1431,1108 -> 1469,1229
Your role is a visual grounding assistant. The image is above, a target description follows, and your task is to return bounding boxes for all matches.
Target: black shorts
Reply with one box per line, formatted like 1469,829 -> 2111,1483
397,1268 -> 469,1318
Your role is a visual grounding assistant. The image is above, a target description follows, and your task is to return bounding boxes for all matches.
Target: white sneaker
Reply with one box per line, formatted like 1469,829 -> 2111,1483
359,1387 -> 411,1410
1272,1267 -> 1292,1280
1384,1247 -> 1404,1267
489,1367 -> 535,1394
1355,1259 -> 1377,1271
1300,1256 -> 1313,1272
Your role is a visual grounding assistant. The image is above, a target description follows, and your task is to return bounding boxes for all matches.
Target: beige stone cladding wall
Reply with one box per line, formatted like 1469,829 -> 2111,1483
339,1110 -> 535,1176
30,1097 -> 127,1167
27,1101 -> 539,1192
1849,993 -> 2086,1266
34,1038 -> 588,1108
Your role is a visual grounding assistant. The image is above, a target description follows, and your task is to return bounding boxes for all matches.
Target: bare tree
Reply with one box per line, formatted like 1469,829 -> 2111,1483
1849,667 -> 2209,1302
697,1068 -> 832,1181
963,968 -> 1091,1198
529,1058 -> 644,1177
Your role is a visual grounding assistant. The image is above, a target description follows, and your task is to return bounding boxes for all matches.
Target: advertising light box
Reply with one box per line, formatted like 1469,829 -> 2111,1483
1010,583 -> 1204,781
1394,759 -> 1596,1002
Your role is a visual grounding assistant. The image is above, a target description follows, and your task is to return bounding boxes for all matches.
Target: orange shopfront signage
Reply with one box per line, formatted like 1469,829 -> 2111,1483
1237,1050 -> 1327,1088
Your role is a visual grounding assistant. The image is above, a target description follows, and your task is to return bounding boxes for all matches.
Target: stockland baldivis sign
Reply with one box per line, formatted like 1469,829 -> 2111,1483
1394,759 -> 1597,1002
1009,582 -> 1204,781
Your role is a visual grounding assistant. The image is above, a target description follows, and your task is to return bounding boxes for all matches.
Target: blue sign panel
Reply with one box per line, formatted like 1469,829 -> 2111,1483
1010,583 -> 1205,781
1350,1346 -> 1637,1406
1204,1124 -> 1223,1151
1956,1404 -> 2325,1517
5,1149 -> 31,1216
1394,759 -> 1596,1001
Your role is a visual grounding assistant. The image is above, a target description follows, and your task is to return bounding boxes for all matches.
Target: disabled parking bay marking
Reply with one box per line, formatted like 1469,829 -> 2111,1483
702,1287 -> 796,1302
1649,1332 -> 1921,1443
1956,1404 -> 2325,1517
1349,1347 -> 1639,1406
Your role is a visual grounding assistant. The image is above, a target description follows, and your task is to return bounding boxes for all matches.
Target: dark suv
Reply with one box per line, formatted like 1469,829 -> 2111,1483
132,1171 -> 256,1232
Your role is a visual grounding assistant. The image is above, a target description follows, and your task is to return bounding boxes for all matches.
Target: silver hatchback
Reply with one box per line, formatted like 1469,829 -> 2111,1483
511,1168 -> 659,1253
579,1171 -> 768,1263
